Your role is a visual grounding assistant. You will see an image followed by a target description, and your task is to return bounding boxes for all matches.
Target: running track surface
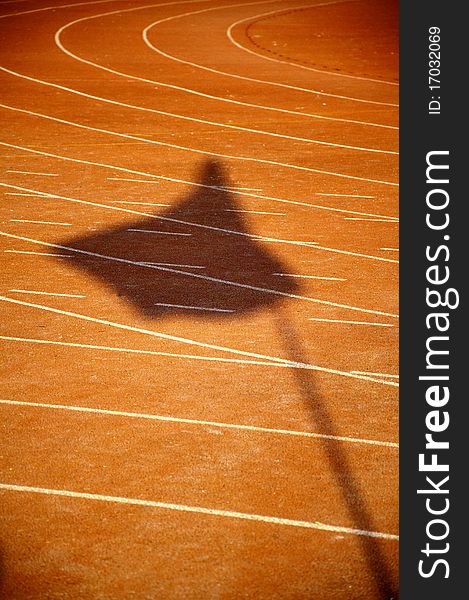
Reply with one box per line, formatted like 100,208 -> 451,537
0,1 -> 399,598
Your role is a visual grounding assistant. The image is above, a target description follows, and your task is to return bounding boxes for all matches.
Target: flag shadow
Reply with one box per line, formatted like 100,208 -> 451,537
54,159 -> 298,319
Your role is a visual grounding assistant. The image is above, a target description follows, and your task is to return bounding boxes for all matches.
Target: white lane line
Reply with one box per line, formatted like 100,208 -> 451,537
381,248 -> 399,251
274,273 -> 347,281
4,192 -> 48,197
107,177 -> 159,184
3,249 -> 73,258
127,229 -> 192,236
316,193 -> 375,198
9,289 -> 84,298
108,174 -> 393,219
112,201 -> 170,207
7,169 -> 58,176
307,243 -> 397,264
0,103 -> 398,186
106,177 -> 160,184
0,334 -> 287,368
0,0 -> 117,20
10,219 -> 72,226
137,262 -> 205,269
0,0 -> 35,5
0,181 -> 399,263
220,186 -> 262,192
0,295 -> 399,387
351,370 -> 399,379
224,209 -> 285,216
0,230 -> 399,319
51,2 -> 397,130
344,218 -> 398,223
0,399 -> 399,448
227,3 -> 398,86
308,318 -> 395,327
154,303 -> 233,313
0,143 -> 399,220
0,483 -> 399,539
0,66 -> 397,156
142,1 -> 398,107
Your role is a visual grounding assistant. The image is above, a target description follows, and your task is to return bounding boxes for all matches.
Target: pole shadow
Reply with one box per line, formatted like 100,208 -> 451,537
54,158 -> 396,597
274,311 -> 397,599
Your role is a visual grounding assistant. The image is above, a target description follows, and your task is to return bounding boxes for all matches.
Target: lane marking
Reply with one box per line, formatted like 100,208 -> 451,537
108,174 -> 394,219
0,399 -> 399,448
127,228 -> 192,236
274,273 -> 347,281
3,249 -> 73,258
154,303 -> 233,313
306,242 -> 397,264
224,209 -> 285,216
0,66 -> 398,156
0,0 -> 118,20
0,181 -> 399,262
0,229 -> 400,319
7,169 -> 58,176
308,317 -> 395,327
10,219 -> 72,226
142,0 -> 398,107
351,370 -> 398,379
219,186 -> 262,192
0,334 -> 289,368
0,103 -> 398,186
0,483 -> 399,540
381,248 -> 399,251
316,193 -> 375,198
137,262 -> 205,269
0,295 -> 399,386
5,182 -> 318,249
227,2 -> 398,86
0,1 -> 35,5
112,201 -> 170,206
51,1 -> 398,130
4,192 -> 47,197
108,177 -> 159,184
344,218 -> 398,223
9,289 -> 85,298
0,143 -> 399,220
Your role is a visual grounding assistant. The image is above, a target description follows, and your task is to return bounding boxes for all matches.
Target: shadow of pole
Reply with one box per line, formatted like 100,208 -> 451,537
274,310 -> 397,599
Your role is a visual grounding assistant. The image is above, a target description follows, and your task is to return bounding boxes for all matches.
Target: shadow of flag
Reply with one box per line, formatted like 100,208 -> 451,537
54,159 -> 299,319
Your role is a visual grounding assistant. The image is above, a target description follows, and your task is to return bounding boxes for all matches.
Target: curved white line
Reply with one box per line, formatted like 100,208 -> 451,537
0,0 -> 33,6
0,181 -> 399,264
0,399 -> 399,446
0,67 -> 397,156
51,0 -> 399,125
227,3 -> 399,86
0,141 -> 398,220
0,336 -> 285,368
0,182 -> 399,264
0,0 -> 118,20
0,294 -> 399,384
0,484 -> 399,539
1,217 -> 399,318
6,182 -> 396,262
0,103 -> 398,186
142,0 -> 399,107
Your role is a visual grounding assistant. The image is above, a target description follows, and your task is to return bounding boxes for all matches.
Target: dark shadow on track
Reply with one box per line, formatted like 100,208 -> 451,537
274,311 -> 398,599
55,159 -> 298,318
55,158 -> 396,597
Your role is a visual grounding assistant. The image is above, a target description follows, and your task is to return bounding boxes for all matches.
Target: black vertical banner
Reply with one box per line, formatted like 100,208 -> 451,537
400,2 -> 465,598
